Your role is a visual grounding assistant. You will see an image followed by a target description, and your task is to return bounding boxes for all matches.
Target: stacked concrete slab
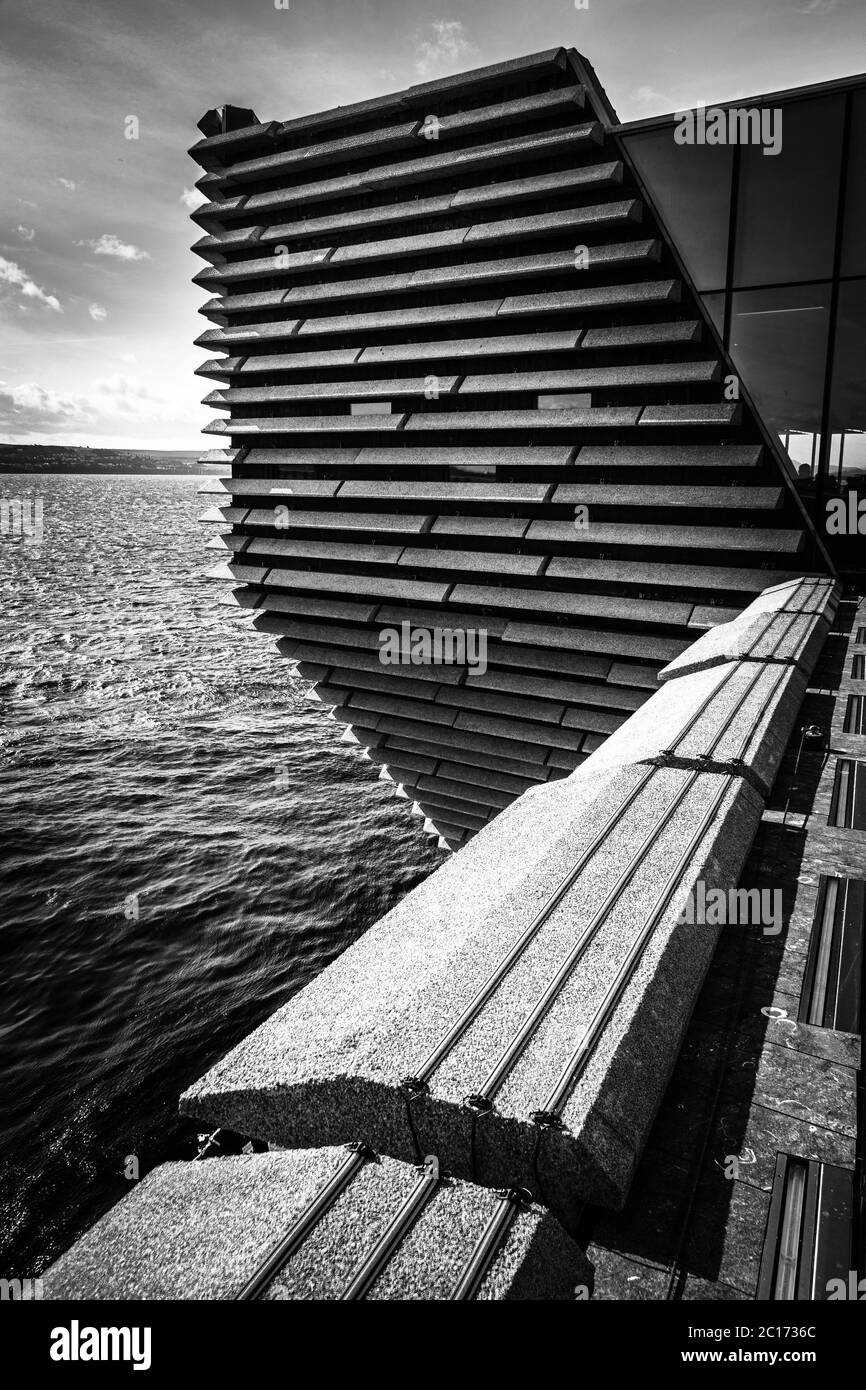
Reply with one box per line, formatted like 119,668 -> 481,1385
179,577 -> 839,1232
191,46 -> 834,849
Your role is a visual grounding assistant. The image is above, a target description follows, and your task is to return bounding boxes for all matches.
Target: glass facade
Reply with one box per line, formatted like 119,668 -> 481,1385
621,76 -> 866,498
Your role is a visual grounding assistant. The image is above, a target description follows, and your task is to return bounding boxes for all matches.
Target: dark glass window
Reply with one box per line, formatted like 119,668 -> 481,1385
841,89 -> 866,277
828,278 -> 866,482
733,95 -> 844,288
729,284 -> 830,476
622,129 -> 732,292
701,292 -> 726,340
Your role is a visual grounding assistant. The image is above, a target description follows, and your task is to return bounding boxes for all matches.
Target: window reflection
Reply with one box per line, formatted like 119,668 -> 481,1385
829,279 -> 866,484
842,91 -> 866,277
733,96 -> 844,288
623,130 -> 732,292
729,285 -> 830,476
700,292 -> 725,339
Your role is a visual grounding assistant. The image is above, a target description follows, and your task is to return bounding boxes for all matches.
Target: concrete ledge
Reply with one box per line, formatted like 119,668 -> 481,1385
659,577 -> 839,680
181,762 -> 763,1225
42,1149 -> 590,1301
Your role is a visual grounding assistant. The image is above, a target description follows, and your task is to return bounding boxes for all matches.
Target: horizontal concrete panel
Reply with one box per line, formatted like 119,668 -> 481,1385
254,592 -> 379,622
357,333 -> 583,366
500,621 -> 688,662
431,516 -> 532,539
580,321 -> 701,349
397,548 -> 545,577
206,376 -> 460,404
358,446 -> 575,468
436,685 -> 567,725
247,537 -> 405,565
264,566 -> 450,603
377,714 -> 550,765
472,669 -> 647,711
203,477 -> 343,497
375,603 -> 508,637
638,403 -> 742,426
451,583 -> 693,626
339,480 -> 551,502
244,507 -> 431,533
406,408 -> 641,430
463,200 -> 641,243
501,280 -> 680,315
459,362 -> 719,393
233,349 -> 364,373
526,520 -> 804,553
205,414 -> 409,434
573,445 -> 761,469
551,483 -> 782,508
296,300 -> 506,336
453,709 -> 586,750
545,557 -> 797,593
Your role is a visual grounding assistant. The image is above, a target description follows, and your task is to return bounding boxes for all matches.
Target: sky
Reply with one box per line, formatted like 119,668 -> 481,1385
0,0 -> 863,451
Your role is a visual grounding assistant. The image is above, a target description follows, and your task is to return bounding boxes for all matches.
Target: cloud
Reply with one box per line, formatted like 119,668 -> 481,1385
17,226 -> 35,242
56,178 -> 76,192
17,198 -> 39,211
797,0 -> 838,11
0,373 -> 166,436
76,233 -> 150,262
413,20 -> 477,78
630,85 -> 679,114
0,257 -> 62,313
92,373 -> 162,414
88,303 -> 108,322
0,380 -> 92,431
180,187 -> 207,212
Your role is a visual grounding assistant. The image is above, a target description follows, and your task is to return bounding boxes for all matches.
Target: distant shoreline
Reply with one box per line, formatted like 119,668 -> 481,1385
0,446 -> 202,477
0,465 -> 201,475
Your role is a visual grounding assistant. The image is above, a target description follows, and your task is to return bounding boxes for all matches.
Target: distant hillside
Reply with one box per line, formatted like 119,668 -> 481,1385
0,444 -> 201,474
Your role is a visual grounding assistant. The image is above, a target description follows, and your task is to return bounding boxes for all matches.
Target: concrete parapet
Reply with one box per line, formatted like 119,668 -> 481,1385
181,575 -> 835,1227
42,1148 -> 590,1301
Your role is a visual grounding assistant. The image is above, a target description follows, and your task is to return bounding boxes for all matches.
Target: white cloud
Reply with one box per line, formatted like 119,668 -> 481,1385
17,225 -> 35,242
798,0 -> 838,12
92,373 -> 163,414
180,186 -> 207,211
0,379 -> 92,430
119,352 -> 137,363
0,373 -> 166,435
88,303 -> 108,322
76,233 -> 150,262
413,20 -> 477,78
0,257 -> 62,313
56,178 -> 76,192
17,198 -> 39,211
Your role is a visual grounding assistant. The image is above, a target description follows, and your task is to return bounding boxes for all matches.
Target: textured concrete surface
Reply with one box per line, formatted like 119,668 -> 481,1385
660,577 -> 839,680
181,761 -> 764,1224
573,658 -> 809,795
43,1149 -> 590,1301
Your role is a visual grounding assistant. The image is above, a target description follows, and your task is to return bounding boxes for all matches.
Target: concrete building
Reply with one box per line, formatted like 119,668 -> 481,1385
44,48 -> 864,1302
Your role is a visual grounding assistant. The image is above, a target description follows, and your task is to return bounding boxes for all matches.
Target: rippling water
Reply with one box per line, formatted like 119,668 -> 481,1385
0,473 -> 443,1275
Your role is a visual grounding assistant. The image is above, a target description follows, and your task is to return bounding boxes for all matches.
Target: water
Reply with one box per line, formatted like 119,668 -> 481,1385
0,473 -> 443,1275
